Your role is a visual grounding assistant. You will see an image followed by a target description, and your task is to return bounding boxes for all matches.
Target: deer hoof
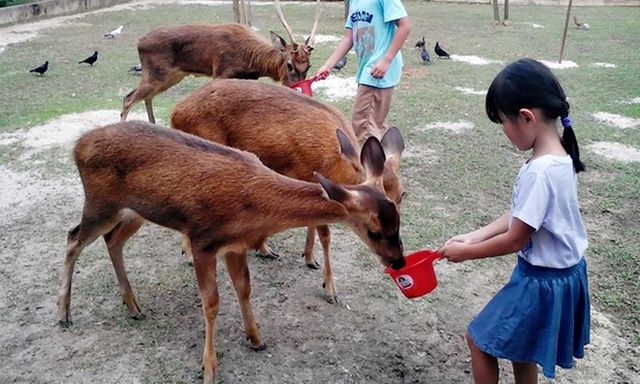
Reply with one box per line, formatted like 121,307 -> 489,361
259,251 -> 280,260
247,338 -> 267,351
306,260 -> 321,270
324,295 -> 338,305
130,312 -> 146,320
58,318 -> 73,328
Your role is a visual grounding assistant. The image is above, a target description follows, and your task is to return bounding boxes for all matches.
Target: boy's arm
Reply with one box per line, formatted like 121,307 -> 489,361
315,29 -> 353,78
440,217 -> 534,262
370,16 -> 411,79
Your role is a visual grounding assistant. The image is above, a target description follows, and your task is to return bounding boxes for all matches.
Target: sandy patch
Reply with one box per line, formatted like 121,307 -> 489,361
415,120 -> 475,134
450,55 -> 503,65
312,76 -> 357,101
591,62 -> 617,68
0,110 -> 147,156
587,142 -> 640,163
0,167 -> 81,225
592,112 -> 640,129
454,87 -> 487,96
519,22 -> 545,28
309,34 -> 341,44
620,97 -> 640,105
539,60 -> 579,69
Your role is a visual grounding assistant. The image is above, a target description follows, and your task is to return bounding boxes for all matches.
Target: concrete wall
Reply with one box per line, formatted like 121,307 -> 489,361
0,0 -> 129,26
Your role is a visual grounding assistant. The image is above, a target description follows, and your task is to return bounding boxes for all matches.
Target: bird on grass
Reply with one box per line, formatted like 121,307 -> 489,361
29,60 -> 49,76
333,55 -> 347,71
128,63 -> 142,75
105,25 -> 124,38
414,36 -> 425,48
434,42 -> 450,59
79,51 -> 99,66
573,16 -> 590,30
420,46 -> 430,64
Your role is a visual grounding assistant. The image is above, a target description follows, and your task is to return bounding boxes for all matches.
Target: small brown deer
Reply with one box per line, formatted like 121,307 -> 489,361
58,121 -> 404,383
170,79 -> 405,303
120,0 -> 321,124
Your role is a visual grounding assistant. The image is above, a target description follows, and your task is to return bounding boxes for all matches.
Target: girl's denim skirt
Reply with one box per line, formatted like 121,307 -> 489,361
468,257 -> 590,378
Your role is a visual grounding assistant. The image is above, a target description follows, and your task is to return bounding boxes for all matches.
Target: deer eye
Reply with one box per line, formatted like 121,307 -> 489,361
367,230 -> 382,241
286,62 -> 294,71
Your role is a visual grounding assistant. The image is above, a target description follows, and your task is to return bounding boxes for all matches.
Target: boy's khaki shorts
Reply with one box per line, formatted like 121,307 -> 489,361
351,84 -> 394,145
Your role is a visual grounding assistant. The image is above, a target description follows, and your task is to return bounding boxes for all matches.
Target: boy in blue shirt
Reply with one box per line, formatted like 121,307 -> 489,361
316,0 -> 411,144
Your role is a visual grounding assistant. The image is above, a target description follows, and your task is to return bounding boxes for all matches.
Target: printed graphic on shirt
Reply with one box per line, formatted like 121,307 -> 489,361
354,26 -> 375,59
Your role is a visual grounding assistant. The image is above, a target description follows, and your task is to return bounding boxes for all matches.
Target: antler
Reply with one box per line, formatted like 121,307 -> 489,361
274,0 -> 297,45
306,0 -> 322,47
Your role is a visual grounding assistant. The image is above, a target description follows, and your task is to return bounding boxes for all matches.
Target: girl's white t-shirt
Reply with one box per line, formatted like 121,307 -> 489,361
510,155 -> 588,268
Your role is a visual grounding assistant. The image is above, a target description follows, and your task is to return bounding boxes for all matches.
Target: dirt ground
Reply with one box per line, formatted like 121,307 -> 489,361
0,1 -> 639,382
1,110 -> 638,383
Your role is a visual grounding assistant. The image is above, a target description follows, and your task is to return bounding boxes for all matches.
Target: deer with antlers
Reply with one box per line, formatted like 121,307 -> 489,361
58,121 -> 405,383
170,79 -> 405,303
120,0 -> 321,124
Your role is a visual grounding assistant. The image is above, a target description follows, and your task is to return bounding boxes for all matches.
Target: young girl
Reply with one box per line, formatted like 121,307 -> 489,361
439,58 -> 590,383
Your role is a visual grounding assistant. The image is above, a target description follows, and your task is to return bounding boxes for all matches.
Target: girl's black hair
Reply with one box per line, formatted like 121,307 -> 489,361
486,58 -> 585,173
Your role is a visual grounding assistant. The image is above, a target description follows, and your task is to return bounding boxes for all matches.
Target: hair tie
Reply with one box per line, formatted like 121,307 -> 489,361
561,116 -> 572,128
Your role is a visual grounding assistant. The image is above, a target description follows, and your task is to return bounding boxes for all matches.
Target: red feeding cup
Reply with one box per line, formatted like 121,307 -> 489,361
385,249 -> 440,299
289,76 -> 319,96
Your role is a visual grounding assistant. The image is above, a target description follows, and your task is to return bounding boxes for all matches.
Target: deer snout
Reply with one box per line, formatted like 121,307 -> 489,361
389,257 -> 406,270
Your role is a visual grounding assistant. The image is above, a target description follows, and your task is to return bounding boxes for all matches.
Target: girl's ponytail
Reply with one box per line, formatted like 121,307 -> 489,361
560,116 -> 585,173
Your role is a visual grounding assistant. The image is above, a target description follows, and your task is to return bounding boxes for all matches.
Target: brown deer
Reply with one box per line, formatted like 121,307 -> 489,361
170,79 -> 405,303
58,121 -> 405,384
120,0 -> 321,124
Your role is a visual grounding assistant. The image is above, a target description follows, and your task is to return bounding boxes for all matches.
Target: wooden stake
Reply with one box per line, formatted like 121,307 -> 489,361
559,0 -> 574,63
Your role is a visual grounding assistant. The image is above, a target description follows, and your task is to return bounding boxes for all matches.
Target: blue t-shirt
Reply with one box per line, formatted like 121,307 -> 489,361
345,0 -> 407,88
510,155 -> 588,268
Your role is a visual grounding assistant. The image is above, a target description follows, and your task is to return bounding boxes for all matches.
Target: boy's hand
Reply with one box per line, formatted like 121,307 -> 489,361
315,65 -> 331,80
371,58 -> 391,79
438,242 -> 469,263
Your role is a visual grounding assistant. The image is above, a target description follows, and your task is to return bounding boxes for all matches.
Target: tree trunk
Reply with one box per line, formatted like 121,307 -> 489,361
492,0 -> 501,25
503,0 -> 510,25
344,0 -> 349,21
233,0 -> 240,23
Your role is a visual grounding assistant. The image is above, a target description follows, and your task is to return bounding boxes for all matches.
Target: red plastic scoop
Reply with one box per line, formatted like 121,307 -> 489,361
385,249 -> 441,299
289,75 -> 320,96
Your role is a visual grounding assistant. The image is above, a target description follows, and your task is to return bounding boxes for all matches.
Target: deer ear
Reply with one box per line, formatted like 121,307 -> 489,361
336,129 -> 358,161
304,36 -> 314,52
360,136 -> 386,180
381,126 -> 405,157
315,172 -> 349,203
270,31 -> 287,51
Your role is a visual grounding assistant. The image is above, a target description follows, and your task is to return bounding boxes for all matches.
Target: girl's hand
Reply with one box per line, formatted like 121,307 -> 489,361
444,233 -> 475,246
315,65 -> 331,80
438,242 -> 469,263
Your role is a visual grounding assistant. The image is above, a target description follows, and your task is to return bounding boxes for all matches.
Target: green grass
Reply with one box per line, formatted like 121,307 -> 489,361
1,0 -> 639,348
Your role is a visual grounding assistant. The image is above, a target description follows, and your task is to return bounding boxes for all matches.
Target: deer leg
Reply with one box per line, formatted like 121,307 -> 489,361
317,225 -> 337,304
181,234 -> 194,264
144,97 -> 156,124
257,240 -> 279,260
103,212 -> 146,320
58,206 -> 124,327
303,226 -> 320,269
224,251 -> 264,350
191,247 -> 220,384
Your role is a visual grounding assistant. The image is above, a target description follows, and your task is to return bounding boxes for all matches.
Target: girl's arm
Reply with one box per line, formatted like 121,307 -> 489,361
445,211 -> 510,245
315,29 -> 354,78
439,217 -> 535,262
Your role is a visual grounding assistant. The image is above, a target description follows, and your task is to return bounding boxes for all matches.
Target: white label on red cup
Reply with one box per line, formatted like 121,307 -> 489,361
395,275 -> 413,289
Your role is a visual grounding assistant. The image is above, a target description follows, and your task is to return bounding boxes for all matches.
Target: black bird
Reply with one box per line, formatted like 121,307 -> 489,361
415,36 -> 425,48
29,60 -> 49,76
333,55 -> 347,71
420,46 -> 430,64
128,63 -> 142,75
434,42 -> 450,58
79,51 -> 99,66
